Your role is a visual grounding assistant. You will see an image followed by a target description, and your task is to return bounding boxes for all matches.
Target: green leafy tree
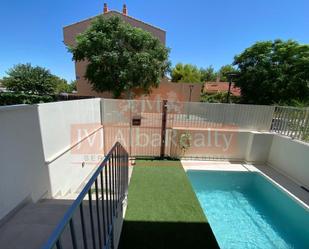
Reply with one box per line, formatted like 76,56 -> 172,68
69,80 -> 77,92
218,64 -> 238,82
171,63 -> 202,83
53,77 -> 77,93
0,78 -> 4,91
69,16 -> 170,98
233,39 -> 309,104
2,63 -> 57,95
200,66 -> 217,82
52,76 -> 70,93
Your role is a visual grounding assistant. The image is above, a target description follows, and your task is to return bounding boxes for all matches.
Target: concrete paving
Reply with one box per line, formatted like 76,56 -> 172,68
0,198 -> 125,249
0,199 -> 73,249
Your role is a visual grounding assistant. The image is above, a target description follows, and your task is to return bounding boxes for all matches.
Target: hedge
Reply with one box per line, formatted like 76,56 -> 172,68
0,92 -> 56,105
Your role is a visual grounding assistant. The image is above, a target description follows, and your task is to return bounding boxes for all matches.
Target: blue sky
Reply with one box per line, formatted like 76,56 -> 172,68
0,0 -> 308,82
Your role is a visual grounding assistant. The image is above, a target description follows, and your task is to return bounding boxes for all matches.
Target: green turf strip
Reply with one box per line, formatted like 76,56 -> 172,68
118,160 -> 219,249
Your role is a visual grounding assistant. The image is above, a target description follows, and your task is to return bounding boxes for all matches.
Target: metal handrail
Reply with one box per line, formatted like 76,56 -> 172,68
41,141 -> 129,249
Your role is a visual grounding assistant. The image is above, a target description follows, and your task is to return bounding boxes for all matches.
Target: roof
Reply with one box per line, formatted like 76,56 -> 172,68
63,10 -> 166,46
204,82 -> 241,96
63,10 -> 166,32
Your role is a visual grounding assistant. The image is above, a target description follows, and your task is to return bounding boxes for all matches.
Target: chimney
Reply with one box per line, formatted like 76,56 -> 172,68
122,4 -> 128,15
103,3 -> 108,13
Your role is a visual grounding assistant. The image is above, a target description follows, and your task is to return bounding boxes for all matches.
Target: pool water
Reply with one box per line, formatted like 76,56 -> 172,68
187,171 -> 309,249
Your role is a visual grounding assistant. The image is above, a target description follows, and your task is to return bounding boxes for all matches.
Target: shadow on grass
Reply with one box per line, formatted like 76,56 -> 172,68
118,220 -> 219,249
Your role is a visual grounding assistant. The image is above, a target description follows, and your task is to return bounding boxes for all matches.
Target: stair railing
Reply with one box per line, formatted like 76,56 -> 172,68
41,142 -> 129,249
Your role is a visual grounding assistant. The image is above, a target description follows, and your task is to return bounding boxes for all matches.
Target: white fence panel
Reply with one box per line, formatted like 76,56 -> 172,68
167,102 -> 275,131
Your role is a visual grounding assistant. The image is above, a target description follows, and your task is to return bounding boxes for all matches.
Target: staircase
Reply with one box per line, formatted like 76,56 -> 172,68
0,142 -> 129,249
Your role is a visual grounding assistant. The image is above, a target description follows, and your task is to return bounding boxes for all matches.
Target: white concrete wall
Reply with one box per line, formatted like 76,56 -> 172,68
38,99 -> 101,161
0,105 -> 49,219
47,129 -> 104,196
0,99 -> 103,220
267,135 -> 309,188
246,132 -> 274,163
170,129 -> 272,161
38,99 -> 103,196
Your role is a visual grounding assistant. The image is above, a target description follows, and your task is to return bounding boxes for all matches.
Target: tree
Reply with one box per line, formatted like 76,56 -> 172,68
53,76 -> 70,93
0,78 -> 4,91
233,39 -> 309,105
218,64 -> 238,82
69,16 -> 170,98
200,66 -> 217,82
53,77 -> 76,93
171,63 -> 202,83
69,80 -> 77,92
2,63 -> 57,95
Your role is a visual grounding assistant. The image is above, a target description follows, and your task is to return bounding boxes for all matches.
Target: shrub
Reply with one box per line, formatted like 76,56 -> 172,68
0,92 -> 55,106
201,92 -> 241,103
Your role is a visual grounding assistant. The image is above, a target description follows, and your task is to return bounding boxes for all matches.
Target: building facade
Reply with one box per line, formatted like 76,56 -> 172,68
63,4 -> 168,99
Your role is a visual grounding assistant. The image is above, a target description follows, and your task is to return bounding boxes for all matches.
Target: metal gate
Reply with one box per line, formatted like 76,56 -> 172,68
102,99 -> 167,157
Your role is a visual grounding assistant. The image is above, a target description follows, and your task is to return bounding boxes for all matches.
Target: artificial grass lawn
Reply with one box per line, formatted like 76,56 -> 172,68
118,160 -> 219,249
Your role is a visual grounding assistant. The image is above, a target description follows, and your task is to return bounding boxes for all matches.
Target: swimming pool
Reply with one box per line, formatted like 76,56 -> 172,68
187,170 -> 309,249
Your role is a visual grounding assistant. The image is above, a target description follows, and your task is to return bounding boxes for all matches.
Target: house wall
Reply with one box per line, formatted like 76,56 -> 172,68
74,60 -> 114,98
0,105 -> 49,220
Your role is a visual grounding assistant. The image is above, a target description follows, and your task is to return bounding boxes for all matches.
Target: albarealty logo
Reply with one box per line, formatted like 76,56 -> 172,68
173,127 -> 238,156
70,124 -> 239,158
71,123 -> 103,154
69,97 -> 239,161
102,125 -> 238,157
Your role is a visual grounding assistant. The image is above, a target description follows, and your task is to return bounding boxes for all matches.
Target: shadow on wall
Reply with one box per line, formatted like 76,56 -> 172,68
118,220 -> 219,249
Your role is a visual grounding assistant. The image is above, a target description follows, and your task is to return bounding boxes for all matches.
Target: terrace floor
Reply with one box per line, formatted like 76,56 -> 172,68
0,199 -> 73,249
118,160 -> 219,249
